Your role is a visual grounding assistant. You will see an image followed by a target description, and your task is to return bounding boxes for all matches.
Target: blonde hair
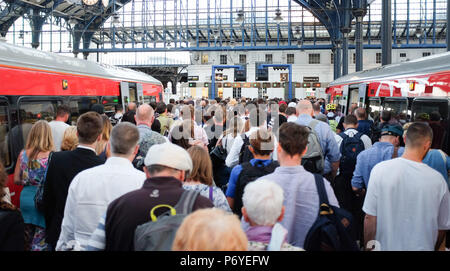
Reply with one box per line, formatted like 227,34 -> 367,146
25,120 -> 54,166
180,105 -> 195,138
95,115 -> 112,155
187,146 -> 213,186
61,126 -> 78,151
172,208 -> 248,251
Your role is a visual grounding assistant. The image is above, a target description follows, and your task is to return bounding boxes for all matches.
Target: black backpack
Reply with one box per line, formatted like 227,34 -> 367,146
134,190 -> 200,251
233,160 -> 279,217
304,174 -> 359,251
238,134 -> 254,164
339,132 -> 365,176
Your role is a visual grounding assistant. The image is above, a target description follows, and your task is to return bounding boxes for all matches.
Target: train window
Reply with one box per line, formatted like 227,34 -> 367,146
101,96 -> 120,117
368,98 -> 381,116
0,102 -> 11,168
69,97 -> 99,125
383,99 -> 408,117
144,96 -> 157,104
16,100 -> 61,161
412,100 -> 448,122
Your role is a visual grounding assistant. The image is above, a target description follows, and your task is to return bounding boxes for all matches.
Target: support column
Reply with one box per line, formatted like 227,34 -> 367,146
342,36 -> 349,76
447,0 -> 450,51
381,0 -> 392,65
72,25 -> 82,58
333,46 -> 338,80
30,9 -> 46,49
355,16 -> 364,71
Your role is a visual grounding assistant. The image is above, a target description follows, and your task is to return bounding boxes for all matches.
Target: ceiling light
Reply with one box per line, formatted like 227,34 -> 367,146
273,8 -> 283,24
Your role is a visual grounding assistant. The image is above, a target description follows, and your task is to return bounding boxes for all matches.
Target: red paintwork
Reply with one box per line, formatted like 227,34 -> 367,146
329,70 -> 450,101
6,174 -> 21,208
0,64 -> 162,101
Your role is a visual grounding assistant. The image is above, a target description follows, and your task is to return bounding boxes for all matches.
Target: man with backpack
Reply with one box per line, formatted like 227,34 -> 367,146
225,128 -> 279,218
295,100 -> 340,180
333,115 -> 372,244
103,143 -> 214,251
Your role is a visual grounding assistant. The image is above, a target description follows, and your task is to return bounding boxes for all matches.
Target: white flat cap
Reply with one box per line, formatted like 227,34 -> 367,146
144,143 -> 193,173
288,102 -> 297,108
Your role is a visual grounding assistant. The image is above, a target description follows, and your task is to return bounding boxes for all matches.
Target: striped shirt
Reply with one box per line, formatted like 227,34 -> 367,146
86,214 -> 106,251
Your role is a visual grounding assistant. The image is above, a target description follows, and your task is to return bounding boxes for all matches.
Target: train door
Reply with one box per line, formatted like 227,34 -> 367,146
366,97 -> 382,121
347,83 -> 367,114
120,82 -> 144,111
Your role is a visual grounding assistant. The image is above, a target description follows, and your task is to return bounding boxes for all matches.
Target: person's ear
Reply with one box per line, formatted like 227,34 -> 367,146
277,206 -> 286,222
106,141 -> 111,154
143,166 -> 151,179
301,146 -> 308,157
248,145 -> 256,156
97,133 -> 102,142
242,207 -> 250,223
134,114 -> 137,122
133,144 -> 139,155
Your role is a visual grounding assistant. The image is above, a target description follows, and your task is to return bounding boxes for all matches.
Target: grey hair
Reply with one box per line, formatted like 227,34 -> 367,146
242,179 -> 284,226
110,122 -> 139,155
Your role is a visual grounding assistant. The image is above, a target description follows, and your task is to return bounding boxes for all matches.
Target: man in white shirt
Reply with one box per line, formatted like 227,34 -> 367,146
363,122 -> 450,251
56,122 -> 146,251
49,105 -> 70,151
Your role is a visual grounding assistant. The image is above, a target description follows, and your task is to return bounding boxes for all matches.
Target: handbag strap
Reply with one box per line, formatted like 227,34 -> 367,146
209,186 -> 214,202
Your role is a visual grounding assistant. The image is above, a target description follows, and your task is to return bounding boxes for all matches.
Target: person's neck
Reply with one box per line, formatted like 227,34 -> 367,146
55,117 -> 66,122
253,154 -> 271,160
111,154 -> 135,162
278,153 -> 302,167
401,148 -> 425,163
184,179 -> 202,185
78,143 -> 97,151
136,121 -> 152,128
345,126 -> 357,130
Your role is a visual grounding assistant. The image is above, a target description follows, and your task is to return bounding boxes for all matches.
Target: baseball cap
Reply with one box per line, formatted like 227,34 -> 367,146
278,101 -> 287,106
288,102 -> 297,108
144,143 -> 193,173
381,125 -> 403,137
327,112 -> 335,118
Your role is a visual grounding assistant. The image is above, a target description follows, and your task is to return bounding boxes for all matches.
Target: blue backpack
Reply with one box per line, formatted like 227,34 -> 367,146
303,174 -> 359,251
339,132 -> 365,175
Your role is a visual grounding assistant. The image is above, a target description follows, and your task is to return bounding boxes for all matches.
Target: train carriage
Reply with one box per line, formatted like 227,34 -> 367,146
327,51 -> 450,153
0,41 -> 163,206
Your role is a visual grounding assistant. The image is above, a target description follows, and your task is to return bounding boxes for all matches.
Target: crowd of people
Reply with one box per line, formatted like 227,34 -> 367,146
0,95 -> 449,251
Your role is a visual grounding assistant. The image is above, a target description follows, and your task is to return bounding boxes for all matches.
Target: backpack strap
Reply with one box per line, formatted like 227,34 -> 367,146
313,173 -> 330,207
309,119 -> 319,130
392,146 -> 399,159
174,190 -> 200,215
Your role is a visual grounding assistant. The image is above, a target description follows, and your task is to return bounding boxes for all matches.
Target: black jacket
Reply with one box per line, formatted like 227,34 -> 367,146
42,147 -> 105,249
0,203 -> 24,251
104,176 -> 214,251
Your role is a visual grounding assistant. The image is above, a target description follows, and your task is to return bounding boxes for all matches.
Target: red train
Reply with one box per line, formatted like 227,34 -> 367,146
327,51 -> 450,152
0,41 -> 163,206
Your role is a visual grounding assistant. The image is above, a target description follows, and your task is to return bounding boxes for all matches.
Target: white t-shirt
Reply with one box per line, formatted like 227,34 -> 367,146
363,157 -> 450,251
49,120 -> 70,151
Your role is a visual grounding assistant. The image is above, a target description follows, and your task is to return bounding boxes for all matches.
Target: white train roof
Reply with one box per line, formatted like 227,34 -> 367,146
330,51 -> 450,86
0,41 -> 161,85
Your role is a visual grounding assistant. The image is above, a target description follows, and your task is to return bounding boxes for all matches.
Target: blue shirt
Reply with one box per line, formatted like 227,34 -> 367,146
226,159 -> 273,198
357,120 -> 373,137
423,149 -> 450,188
295,114 -> 341,174
351,142 -> 405,189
